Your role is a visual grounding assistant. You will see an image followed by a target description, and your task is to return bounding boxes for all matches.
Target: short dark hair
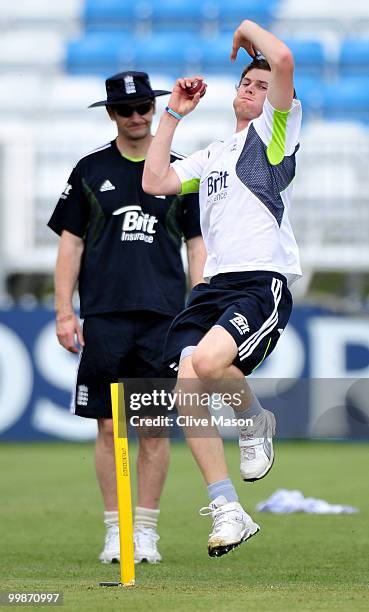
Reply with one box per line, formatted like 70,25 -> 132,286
238,56 -> 297,98
239,57 -> 271,85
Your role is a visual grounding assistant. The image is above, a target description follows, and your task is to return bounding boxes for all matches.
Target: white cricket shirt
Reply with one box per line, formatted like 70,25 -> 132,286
171,97 -> 302,285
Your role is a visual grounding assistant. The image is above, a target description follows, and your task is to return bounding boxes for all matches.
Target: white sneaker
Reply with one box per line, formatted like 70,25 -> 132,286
134,526 -> 162,564
239,409 -> 276,481
99,523 -> 120,564
200,495 -> 260,557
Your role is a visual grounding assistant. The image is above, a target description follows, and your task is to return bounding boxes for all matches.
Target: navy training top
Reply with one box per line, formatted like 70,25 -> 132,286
48,140 -> 201,318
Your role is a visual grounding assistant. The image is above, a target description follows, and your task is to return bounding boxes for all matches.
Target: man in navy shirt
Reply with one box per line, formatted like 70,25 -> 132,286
48,71 -> 205,564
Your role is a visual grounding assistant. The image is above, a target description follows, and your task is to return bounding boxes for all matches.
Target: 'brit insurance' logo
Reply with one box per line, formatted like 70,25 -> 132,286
113,205 -> 158,243
207,170 -> 229,196
229,313 -> 250,336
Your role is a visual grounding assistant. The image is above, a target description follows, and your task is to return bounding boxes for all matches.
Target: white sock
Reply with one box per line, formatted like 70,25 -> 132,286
134,506 -> 160,531
104,510 -> 118,528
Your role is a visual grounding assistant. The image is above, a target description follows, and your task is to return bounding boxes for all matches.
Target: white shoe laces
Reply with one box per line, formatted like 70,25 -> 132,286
240,446 -> 257,460
199,504 -> 240,535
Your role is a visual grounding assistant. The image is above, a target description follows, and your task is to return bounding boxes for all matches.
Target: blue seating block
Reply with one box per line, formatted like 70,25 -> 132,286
132,33 -> 202,73
294,76 -> 324,116
85,0 -> 211,32
85,0 -> 149,31
147,0 -> 210,21
66,33 -> 134,76
339,39 -> 369,77
284,39 -> 325,78
84,0 -> 280,32
198,35 -> 249,75
217,0 -> 278,30
322,78 -> 369,122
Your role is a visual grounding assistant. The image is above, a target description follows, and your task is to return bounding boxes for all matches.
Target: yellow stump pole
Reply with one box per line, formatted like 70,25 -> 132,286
100,382 -> 135,587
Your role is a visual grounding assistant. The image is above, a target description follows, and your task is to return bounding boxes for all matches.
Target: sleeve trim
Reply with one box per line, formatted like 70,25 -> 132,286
180,178 -> 200,195
266,108 -> 290,166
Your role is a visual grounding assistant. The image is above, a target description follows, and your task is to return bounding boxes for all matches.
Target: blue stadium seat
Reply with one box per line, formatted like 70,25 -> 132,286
84,0 -> 215,33
65,22 -> 324,81
131,33 -> 201,75
284,39 -> 325,78
339,39 -> 369,77
66,33 -> 135,76
199,37 -> 324,78
197,34 -> 251,75
84,0 -> 148,32
294,76 -> 324,119
322,78 -> 369,122
83,0 -> 280,33
216,0 -> 278,31
147,0 -> 211,32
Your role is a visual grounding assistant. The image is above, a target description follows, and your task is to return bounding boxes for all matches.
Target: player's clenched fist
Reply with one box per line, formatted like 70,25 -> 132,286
167,76 -> 207,118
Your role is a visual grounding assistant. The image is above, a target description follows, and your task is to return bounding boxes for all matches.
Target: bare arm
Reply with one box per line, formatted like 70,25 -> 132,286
186,236 -> 207,288
55,230 -> 85,353
142,76 -> 206,195
142,112 -> 182,195
231,20 -> 294,111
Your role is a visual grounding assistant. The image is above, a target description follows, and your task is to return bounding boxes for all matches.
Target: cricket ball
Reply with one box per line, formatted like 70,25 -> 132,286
185,80 -> 207,98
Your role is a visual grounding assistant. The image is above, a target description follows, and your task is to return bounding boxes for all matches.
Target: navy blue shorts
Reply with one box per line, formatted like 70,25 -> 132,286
73,312 -> 174,419
164,271 -> 292,376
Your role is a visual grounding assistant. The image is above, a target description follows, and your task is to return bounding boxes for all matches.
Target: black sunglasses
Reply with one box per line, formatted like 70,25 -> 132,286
111,101 -> 154,118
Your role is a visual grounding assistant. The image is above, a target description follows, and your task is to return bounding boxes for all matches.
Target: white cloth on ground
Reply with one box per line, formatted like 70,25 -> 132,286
256,489 -> 359,514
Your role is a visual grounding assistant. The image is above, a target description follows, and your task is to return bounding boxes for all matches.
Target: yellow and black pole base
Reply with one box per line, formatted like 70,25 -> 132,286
99,383 -> 135,588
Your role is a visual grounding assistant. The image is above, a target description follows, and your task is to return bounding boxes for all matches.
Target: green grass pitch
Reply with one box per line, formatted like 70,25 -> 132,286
0,441 -> 368,611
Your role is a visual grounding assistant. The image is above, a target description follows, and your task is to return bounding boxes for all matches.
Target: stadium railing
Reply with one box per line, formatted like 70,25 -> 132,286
291,121 -> 369,272
2,110 -> 369,278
